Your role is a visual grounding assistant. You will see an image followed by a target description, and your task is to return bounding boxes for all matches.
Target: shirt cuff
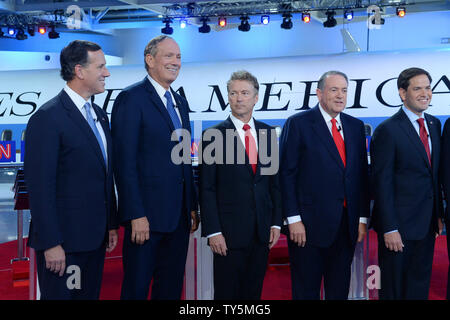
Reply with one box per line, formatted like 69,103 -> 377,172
359,217 -> 368,224
384,230 -> 398,235
283,215 -> 302,225
207,232 -> 222,238
271,225 -> 281,230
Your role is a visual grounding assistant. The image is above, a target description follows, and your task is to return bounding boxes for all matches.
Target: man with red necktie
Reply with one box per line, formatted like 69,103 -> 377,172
371,67 -> 444,299
280,70 -> 370,300
200,70 -> 282,299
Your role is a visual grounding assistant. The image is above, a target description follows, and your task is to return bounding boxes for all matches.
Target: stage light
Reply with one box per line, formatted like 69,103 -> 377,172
396,7 -> 406,17
344,10 -> 354,21
180,19 -> 187,29
218,16 -> 227,28
161,18 -> 173,35
48,25 -> 60,39
302,12 -> 311,23
281,13 -> 293,30
27,25 -> 35,36
261,15 -> 270,25
38,25 -> 46,35
16,28 -> 27,40
238,16 -> 250,32
198,17 -> 211,33
323,10 -> 337,28
8,27 -> 15,36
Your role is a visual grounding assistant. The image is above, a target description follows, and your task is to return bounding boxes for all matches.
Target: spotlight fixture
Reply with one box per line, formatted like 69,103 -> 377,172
161,18 -> 173,35
180,19 -> 187,29
302,12 -> 311,23
16,28 -> 28,40
323,10 -> 337,28
38,25 -> 47,35
261,15 -> 270,25
218,16 -> 227,28
48,25 -> 60,39
396,7 -> 406,17
344,10 -> 354,21
281,13 -> 293,30
198,17 -> 211,33
8,27 -> 15,36
27,25 -> 35,36
238,16 -> 250,32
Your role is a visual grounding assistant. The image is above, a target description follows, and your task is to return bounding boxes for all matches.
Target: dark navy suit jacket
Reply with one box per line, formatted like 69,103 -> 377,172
371,108 -> 443,240
279,105 -> 370,248
111,77 -> 197,230
25,90 -> 118,253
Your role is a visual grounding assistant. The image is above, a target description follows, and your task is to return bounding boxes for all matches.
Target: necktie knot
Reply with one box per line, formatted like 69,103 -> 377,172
164,91 -> 171,100
417,118 -> 425,128
243,124 -> 251,131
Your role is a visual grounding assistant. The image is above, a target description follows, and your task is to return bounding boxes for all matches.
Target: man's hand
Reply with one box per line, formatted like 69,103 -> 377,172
106,229 -> 119,253
288,221 -> 306,247
384,231 -> 404,252
131,216 -> 150,245
357,222 -> 367,243
436,218 -> 444,238
269,227 -> 281,249
190,210 -> 200,233
44,245 -> 66,277
209,234 -> 228,256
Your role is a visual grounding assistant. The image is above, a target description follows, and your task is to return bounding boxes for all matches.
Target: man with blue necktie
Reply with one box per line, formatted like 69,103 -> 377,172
112,35 -> 199,300
25,40 -> 119,299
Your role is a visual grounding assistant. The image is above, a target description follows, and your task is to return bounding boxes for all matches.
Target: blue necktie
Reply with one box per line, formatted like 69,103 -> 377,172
84,102 -> 107,166
164,91 -> 182,136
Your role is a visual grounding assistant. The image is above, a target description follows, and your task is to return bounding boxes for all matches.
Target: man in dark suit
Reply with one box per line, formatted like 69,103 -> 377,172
279,70 -> 370,300
111,35 -> 199,300
25,40 -> 119,299
200,70 -> 282,300
441,118 -> 450,300
371,67 -> 444,300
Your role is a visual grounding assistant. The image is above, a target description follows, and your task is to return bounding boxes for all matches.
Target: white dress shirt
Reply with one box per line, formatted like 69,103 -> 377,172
147,75 -> 182,125
64,85 -> 108,164
207,114 -> 280,239
285,104 -> 367,225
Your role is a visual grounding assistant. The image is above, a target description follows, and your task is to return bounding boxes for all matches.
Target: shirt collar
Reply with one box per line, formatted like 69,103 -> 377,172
230,113 -> 255,131
318,103 -> 342,125
147,75 -> 175,105
64,85 -> 90,111
402,105 -> 424,123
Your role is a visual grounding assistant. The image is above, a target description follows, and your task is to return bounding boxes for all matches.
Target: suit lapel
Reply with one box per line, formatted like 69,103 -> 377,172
94,106 -> 113,171
142,78 -> 176,133
397,109 -> 431,171
311,106 -> 345,170
340,114 -> 355,171
59,90 -> 106,172
425,113 -> 439,169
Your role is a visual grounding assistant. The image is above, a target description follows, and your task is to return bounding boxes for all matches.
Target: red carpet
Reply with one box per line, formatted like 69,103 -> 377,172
0,230 -> 447,300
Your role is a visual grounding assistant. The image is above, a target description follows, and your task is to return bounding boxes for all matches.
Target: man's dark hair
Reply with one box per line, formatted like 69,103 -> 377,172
397,67 -> 432,91
60,40 -> 102,81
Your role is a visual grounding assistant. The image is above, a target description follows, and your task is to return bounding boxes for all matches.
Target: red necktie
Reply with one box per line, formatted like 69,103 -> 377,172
331,119 -> 346,207
417,118 -> 431,166
243,124 -> 257,174
331,118 -> 346,167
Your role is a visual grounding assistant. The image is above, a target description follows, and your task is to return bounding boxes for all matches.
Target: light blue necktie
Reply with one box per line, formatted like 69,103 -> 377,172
164,91 -> 182,135
84,102 -> 107,166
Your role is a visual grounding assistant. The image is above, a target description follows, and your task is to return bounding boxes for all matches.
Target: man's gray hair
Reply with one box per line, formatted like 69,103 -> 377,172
227,70 -> 259,94
143,35 -> 173,71
317,71 -> 348,90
